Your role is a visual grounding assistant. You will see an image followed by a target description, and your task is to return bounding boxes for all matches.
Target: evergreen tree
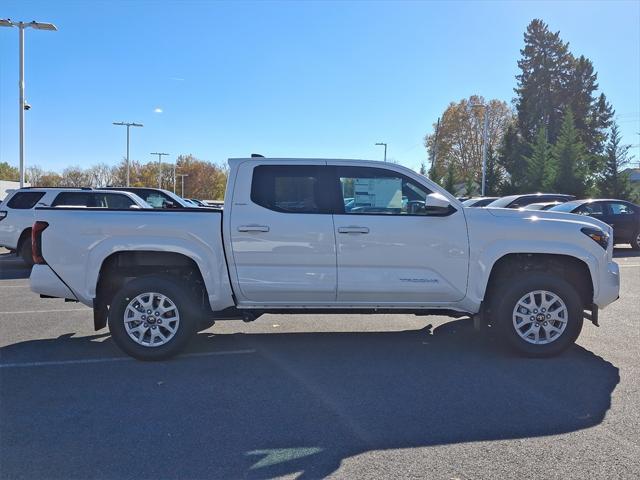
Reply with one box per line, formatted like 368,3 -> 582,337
515,19 -> 573,143
524,127 -> 557,191
498,123 -> 530,193
553,109 -> 591,197
598,123 -> 633,200
419,161 -> 427,176
484,145 -> 503,196
444,164 -> 457,195
464,175 -> 476,197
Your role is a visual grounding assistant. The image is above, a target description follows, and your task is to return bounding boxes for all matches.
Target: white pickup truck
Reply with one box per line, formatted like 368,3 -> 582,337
29,158 -> 620,360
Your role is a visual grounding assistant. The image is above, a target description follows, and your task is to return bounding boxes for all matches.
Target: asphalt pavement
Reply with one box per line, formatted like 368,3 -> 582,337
0,247 -> 639,479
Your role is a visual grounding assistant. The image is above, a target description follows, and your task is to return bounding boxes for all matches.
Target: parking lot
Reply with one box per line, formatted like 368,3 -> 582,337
0,247 -> 638,479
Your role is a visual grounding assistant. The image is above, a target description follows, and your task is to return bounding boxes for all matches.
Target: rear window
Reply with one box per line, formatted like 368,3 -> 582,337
6,191 -> 46,209
251,165 -> 332,214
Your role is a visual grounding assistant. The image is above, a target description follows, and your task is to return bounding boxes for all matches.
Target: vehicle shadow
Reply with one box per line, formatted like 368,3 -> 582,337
613,246 -> 640,258
0,252 -> 30,279
0,319 -> 620,479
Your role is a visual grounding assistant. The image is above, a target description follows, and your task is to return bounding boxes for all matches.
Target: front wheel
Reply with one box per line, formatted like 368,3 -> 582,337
108,275 -> 199,360
20,237 -> 34,267
631,230 -> 640,251
491,273 -> 583,357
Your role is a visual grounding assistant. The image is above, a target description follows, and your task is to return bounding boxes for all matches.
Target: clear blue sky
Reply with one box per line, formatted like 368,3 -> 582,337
1,0 -> 639,174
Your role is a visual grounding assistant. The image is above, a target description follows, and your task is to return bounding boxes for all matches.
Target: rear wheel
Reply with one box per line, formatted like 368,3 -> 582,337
491,273 -> 583,357
19,236 -> 34,267
631,230 -> 640,251
108,275 -> 199,360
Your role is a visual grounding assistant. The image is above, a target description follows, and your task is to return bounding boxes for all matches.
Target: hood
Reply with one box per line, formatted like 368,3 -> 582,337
484,207 -> 613,235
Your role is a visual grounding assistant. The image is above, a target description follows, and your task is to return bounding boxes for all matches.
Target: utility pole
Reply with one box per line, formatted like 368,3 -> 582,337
177,174 -> 188,197
150,152 -> 169,189
432,117 -> 440,176
113,122 -> 143,186
481,111 -> 489,196
173,163 -> 177,192
0,19 -> 58,188
470,102 -> 490,196
375,142 -> 388,162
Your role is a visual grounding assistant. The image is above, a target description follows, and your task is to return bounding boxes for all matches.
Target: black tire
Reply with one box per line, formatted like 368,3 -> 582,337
491,273 -> 583,357
108,275 -> 200,360
631,230 -> 640,251
19,236 -> 34,267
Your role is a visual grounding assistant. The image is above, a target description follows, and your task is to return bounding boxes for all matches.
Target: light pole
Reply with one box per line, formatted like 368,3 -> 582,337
113,122 -> 143,186
150,152 -> 169,188
0,19 -> 58,188
177,174 -> 188,198
470,103 -> 490,196
375,142 -> 387,162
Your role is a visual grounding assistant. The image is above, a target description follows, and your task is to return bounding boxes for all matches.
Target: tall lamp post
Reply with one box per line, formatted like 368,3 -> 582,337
375,142 -> 388,162
470,103 -> 490,196
150,152 -> 169,188
177,173 -> 188,198
0,19 -> 58,188
113,122 -> 143,186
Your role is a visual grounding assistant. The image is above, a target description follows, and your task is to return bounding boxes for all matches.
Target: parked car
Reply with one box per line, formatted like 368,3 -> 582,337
0,188 -> 150,265
188,198 -> 207,207
462,197 -> 499,207
104,187 -> 193,209
549,199 -> 640,250
30,158 -> 619,360
487,193 -> 575,209
521,201 -> 563,211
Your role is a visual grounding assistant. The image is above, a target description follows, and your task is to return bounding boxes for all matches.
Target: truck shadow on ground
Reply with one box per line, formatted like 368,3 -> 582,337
0,252 -> 30,279
613,246 -> 640,258
0,319 -> 619,479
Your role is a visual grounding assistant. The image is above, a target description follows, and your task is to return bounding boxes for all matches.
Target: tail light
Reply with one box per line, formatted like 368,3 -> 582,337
32,221 -> 49,265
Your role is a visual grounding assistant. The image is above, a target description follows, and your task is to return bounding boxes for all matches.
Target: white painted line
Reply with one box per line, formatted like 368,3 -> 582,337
0,285 -> 29,288
619,264 -> 640,268
0,308 -> 89,315
0,349 -> 255,369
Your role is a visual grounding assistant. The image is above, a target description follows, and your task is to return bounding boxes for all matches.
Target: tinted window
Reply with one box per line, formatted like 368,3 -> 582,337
337,166 -> 433,215
574,202 -> 605,216
52,192 -> 136,208
251,165 -> 332,214
6,191 -> 45,209
609,202 -> 635,215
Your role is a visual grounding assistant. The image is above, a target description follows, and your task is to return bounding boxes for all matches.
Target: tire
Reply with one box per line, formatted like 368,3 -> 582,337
491,273 -> 583,357
108,275 -> 200,360
631,230 -> 640,251
19,236 -> 34,267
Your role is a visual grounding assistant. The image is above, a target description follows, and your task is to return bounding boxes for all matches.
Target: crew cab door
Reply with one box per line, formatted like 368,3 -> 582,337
332,165 -> 469,304
227,161 -> 337,304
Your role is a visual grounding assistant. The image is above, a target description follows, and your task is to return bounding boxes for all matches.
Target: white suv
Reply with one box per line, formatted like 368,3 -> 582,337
0,188 -> 150,265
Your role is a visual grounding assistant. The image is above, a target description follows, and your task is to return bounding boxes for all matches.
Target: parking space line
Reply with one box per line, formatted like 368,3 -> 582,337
0,349 -> 256,369
619,264 -> 640,268
0,308 -> 89,315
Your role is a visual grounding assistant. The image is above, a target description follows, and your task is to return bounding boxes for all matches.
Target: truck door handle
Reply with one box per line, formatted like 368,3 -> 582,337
237,225 -> 270,232
338,226 -> 369,234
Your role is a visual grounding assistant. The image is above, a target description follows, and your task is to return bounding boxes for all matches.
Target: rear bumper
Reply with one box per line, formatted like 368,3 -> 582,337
30,264 -> 77,300
593,260 -> 620,309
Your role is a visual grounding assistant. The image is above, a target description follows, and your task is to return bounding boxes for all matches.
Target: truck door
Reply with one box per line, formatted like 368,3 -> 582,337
228,162 -> 338,304
332,165 -> 469,304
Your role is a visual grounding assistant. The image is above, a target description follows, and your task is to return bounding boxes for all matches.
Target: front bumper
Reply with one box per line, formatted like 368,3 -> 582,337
593,260 -> 620,309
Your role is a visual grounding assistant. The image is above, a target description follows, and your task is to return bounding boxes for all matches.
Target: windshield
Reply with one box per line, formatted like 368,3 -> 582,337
485,196 -> 519,208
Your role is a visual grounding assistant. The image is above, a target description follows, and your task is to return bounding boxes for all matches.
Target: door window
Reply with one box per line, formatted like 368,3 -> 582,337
337,167 -> 432,215
608,202 -> 635,215
251,165 -> 333,213
574,202 -> 605,216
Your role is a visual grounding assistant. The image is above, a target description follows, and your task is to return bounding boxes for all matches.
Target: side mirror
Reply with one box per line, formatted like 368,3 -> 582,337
424,193 -> 455,216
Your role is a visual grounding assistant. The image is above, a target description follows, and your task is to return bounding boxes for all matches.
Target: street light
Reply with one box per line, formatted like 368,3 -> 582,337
375,142 -> 388,162
0,19 -> 58,188
176,173 -> 188,198
113,122 -> 143,186
469,103 -> 490,196
150,152 -> 169,189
